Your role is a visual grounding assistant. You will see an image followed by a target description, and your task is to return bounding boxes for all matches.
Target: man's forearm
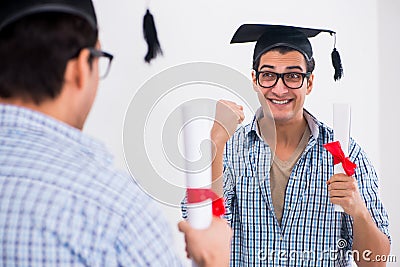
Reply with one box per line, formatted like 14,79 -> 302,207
211,141 -> 225,197
352,208 -> 390,266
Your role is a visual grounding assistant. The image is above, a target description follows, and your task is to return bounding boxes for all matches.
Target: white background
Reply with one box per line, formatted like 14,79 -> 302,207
86,0 -> 400,265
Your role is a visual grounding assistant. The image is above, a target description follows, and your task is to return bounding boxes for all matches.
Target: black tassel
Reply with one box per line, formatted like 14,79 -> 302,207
143,9 -> 162,63
331,48 -> 343,81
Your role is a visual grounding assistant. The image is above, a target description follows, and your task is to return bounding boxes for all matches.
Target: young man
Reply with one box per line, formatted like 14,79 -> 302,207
209,24 -> 390,266
0,1 -> 231,266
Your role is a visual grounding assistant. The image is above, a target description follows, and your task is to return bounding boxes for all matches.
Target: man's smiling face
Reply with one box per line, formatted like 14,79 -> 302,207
252,49 -> 314,125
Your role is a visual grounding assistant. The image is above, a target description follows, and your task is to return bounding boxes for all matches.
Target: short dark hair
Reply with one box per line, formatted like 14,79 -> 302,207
0,13 -> 98,105
252,46 -> 315,73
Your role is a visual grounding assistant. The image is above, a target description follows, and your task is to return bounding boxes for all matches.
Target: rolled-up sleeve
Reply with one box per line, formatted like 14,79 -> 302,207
342,144 -> 391,245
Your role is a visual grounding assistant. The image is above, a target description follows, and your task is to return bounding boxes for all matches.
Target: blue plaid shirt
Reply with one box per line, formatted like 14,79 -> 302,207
0,105 -> 183,266
183,109 -> 390,267
224,109 -> 390,266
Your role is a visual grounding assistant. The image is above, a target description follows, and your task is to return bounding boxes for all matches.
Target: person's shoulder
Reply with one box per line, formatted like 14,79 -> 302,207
68,154 -> 153,218
348,136 -> 370,163
227,117 -> 256,144
305,110 -> 367,161
32,126 -> 151,219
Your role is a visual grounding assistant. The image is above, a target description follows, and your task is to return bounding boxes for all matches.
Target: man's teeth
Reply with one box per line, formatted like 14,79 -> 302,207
271,99 -> 289,104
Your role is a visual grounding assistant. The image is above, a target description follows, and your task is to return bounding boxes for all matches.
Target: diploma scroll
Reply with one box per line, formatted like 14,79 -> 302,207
181,103 -> 213,266
332,103 -> 351,212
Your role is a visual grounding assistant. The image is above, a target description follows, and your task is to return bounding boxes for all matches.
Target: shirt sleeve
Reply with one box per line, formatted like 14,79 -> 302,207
116,194 -> 184,267
180,195 -> 188,219
357,155 -> 391,242
341,142 -> 391,246
222,159 -> 236,225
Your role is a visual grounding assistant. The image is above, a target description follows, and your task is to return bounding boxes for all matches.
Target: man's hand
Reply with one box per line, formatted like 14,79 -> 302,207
327,174 -> 368,217
328,174 -> 391,266
211,100 -> 244,146
178,216 -> 232,267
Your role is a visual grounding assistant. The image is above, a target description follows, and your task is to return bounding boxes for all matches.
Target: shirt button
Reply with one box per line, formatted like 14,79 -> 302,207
293,175 -> 297,179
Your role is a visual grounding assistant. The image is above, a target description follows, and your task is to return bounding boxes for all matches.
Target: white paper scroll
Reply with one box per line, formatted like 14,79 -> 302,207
181,103 -> 213,266
333,103 -> 351,212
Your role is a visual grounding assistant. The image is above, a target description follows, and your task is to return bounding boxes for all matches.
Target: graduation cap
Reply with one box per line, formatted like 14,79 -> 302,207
0,0 -> 97,32
231,24 -> 343,81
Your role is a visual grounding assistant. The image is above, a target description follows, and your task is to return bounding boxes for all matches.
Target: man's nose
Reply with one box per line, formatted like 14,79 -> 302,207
271,77 -> 289,95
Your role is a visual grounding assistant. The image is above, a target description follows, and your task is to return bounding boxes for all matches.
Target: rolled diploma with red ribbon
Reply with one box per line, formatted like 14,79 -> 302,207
332,103 -> 351,212
181,103 -> 213,267
181,103 -> 213,229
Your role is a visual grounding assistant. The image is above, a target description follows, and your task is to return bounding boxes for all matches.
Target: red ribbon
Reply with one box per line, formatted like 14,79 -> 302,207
187,188 -> 225,217
323,141 -> 357,176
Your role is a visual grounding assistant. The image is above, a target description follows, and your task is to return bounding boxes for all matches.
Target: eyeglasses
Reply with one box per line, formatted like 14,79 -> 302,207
88,48 -> 114,79
256,71 -> 311,89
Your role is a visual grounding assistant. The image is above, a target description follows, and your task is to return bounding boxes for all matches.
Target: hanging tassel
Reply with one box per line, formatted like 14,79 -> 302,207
330,33 -> 343,81
143,9 -> 162,63
331,48 -> 343,81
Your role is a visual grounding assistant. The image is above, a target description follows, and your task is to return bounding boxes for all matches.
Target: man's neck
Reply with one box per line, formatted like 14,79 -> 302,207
275,119 -> 307,146
258,111 -> 307,161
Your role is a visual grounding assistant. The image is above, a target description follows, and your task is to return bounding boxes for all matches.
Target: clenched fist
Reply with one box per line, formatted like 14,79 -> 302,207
211,100 -> 245,146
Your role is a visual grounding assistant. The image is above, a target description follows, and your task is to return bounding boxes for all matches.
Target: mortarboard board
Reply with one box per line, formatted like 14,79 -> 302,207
231,24 -> 343,81
0,0 -> 97,32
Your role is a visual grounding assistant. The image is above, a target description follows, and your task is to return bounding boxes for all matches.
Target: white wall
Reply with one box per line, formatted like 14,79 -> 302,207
85,0 -> 398,265
378,0 -> 400,265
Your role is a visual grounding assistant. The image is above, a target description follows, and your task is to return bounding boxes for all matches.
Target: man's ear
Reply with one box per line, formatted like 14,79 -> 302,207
75,48 -> 91,90
251,70 -> 258,92
306,73 -> 314,95
64,48 -> 91,91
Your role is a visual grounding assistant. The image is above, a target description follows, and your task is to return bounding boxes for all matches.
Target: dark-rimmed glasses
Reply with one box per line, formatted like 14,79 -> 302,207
256,71 -> 311,89
88,48 -> 114,79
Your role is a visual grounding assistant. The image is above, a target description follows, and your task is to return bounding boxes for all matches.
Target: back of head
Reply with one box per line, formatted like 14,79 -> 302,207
0,0 -> 98,105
